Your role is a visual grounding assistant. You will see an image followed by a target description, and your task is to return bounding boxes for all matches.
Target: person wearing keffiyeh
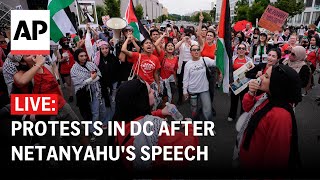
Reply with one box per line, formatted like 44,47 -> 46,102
71,48 -> 109,139
234,64 -> 301,171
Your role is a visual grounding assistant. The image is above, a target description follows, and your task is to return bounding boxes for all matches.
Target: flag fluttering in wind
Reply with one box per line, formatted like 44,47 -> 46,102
48,0 -> 76,42
125,0 -> 150,41
216,0 -> 233,93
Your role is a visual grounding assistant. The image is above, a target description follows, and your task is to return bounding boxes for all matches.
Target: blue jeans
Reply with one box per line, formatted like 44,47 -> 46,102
90,92 -> 109,133
190,91 -> 212,121
109,82 -> 118,119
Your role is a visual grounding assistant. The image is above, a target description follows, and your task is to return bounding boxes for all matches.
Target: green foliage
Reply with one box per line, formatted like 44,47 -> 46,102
210,7 -> 216,22
156,15 -> 168,23
273,0 -> 305,18
248,0 -> 269,26
96,5 -> 106,25
234,0 -> 249,22
104,0 -> 120,17
182,16 -> 191,21
135,4 -> 144,20
235,5 -> 249,22
236,0 -> 249,7
234,0 -> 269,26
191,12 -> 211,22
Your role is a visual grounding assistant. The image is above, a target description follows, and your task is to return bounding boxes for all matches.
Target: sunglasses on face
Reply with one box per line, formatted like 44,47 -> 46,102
237,47 -> 246,50
191,48 -> 200,52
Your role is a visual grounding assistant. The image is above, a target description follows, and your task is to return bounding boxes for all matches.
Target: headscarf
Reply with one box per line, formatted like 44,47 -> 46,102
94,40 -> 109,65
242,65 -> 302,169
287,46 -> 307,73
113,79 -> 151,122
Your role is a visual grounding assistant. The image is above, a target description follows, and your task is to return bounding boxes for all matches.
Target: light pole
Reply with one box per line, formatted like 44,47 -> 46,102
145,0 -> 148,20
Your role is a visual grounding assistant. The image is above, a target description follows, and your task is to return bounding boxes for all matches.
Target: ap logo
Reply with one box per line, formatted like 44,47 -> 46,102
11,10 -> 50,55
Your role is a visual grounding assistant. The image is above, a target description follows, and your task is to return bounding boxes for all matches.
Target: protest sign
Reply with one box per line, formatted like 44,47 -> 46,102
75,1 -> 98,28
230,61 -> 255,95
258,5 -> 289,32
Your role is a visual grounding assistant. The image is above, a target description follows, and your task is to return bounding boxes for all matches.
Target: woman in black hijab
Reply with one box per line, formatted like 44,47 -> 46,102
112,79 -> 198,172
234,64 -> 302,171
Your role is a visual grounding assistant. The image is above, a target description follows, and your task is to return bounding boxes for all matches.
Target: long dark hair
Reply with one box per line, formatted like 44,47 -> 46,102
73,48 -> 86,63
243,65 -> 302,169
113,79 -> 151,122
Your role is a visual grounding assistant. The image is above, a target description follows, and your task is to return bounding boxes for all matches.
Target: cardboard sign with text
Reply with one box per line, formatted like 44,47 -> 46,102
258,5 -> 289,32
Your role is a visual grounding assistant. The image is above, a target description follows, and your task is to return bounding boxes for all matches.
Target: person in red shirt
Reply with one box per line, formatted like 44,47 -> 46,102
13,55 -> 89,147
233,64 -> 302,170
113,79 -> 198,174
58,37 -> 75,102
228,43 -> 253,122
121,37 -> 162,109
180,25 -> 185,34
157,41 -> 178,106
306,37 -> 319,90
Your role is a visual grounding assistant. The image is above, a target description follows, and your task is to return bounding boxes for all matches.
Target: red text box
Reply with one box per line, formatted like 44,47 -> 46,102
11,94 -> 58,115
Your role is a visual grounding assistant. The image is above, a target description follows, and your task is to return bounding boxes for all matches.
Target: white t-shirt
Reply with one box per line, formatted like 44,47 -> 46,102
177,41 -> 199,74
183,57 -> 216,94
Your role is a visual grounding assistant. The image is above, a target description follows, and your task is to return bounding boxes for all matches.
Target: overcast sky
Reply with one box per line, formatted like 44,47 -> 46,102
158,0 -> 214,15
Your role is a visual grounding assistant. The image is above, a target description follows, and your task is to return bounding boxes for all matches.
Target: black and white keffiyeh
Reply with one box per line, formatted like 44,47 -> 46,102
2,54 -> 23,94
71,61 -> 102,98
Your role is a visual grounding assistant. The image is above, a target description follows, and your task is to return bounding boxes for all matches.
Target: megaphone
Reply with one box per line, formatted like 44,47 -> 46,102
106,17 -> 127,45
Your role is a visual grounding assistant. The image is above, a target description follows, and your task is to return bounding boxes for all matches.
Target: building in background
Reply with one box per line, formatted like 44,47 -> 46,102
162,7 -> 168,16
288,0 -> 320,26
215,0 -> 237,23
120,0 -> 164,21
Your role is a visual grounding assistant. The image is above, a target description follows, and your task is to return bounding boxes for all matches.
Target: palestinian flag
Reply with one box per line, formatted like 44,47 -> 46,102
216,0 -> 233,93
125,0 -> 150,41
48,0 -> 77,42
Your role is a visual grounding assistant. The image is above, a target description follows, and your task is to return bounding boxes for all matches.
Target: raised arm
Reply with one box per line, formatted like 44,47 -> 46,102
14,55 -> 45,87
131,38 -> 141,53
155,33 -> 167,55
120,36 -> 133,62
175,37 -> 187,50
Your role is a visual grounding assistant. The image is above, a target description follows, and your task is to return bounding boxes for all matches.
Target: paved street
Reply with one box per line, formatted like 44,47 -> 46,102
63,73 -> 320,174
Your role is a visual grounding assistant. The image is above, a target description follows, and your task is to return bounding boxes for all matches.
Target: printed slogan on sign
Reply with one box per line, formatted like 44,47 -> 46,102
258,5 -> 289,32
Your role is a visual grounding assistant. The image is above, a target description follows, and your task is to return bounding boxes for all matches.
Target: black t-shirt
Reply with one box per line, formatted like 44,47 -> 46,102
116,40 -> 141,81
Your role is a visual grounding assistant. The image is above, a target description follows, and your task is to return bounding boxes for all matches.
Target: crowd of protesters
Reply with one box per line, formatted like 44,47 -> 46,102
1,12 -> 320,174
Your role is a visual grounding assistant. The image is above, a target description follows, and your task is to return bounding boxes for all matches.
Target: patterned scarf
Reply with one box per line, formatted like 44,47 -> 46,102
71,61 -> 102,99
133,115 -> 163,170
233,93 -> 268,164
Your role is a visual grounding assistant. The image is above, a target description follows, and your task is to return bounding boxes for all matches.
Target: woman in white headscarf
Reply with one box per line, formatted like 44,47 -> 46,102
283,46 -> 311,94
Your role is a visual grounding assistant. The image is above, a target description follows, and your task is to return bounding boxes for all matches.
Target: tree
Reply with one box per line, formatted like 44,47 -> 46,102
104,0 -> 120,17
235,5 -> 249,22
248,0 -> 269,26
135,4 -> 144,20
182,16 -> 191,22
191,12 -> 211,23
156,15 -> 168,23
96,5 -> 107,25
273,0 -> 305,18
234,0 -> 249,22
210,7 -> 216,22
